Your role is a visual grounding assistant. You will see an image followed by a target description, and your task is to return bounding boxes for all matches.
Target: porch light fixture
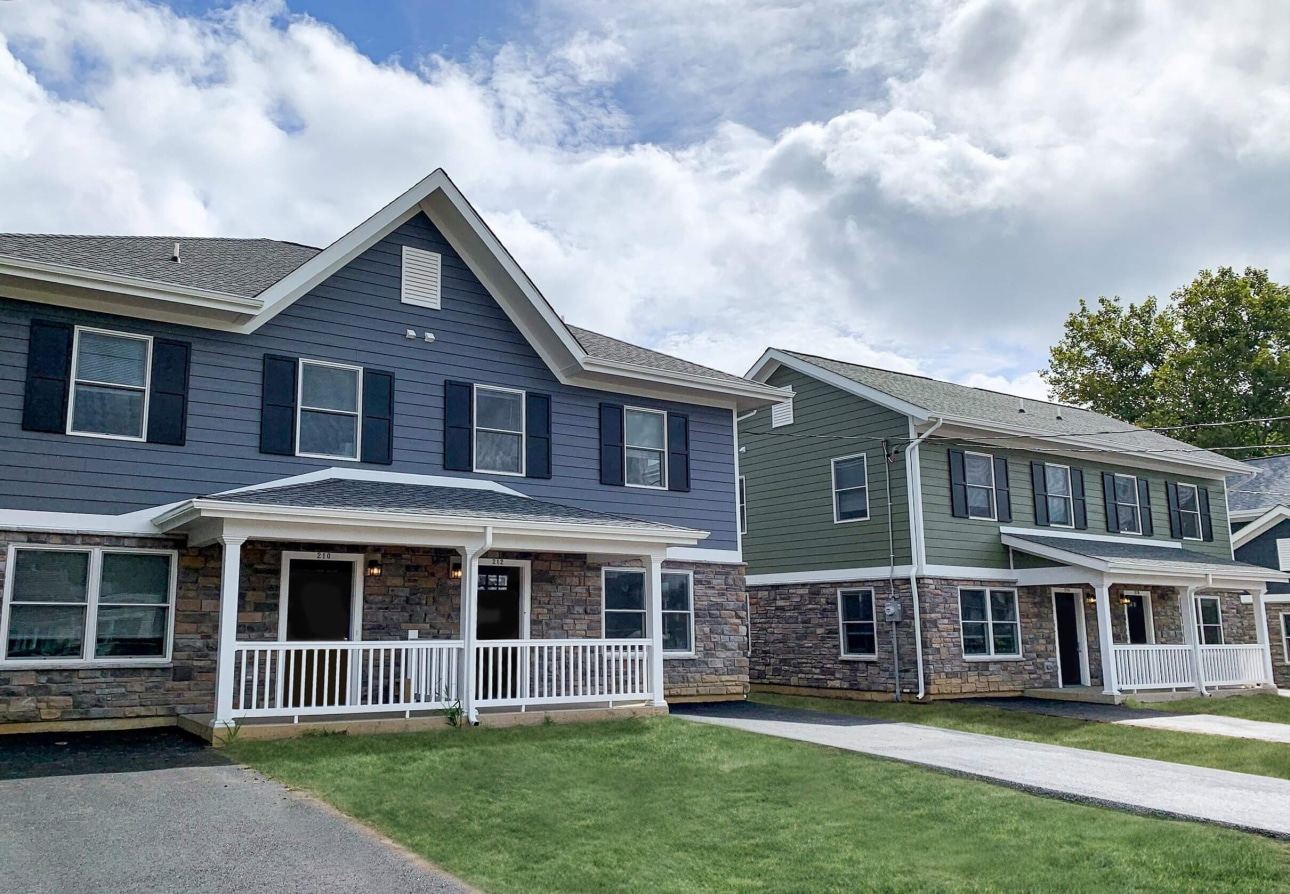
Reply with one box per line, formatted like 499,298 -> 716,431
1084,594 -> 1097,607
450,556 -> 463,580
1118,594 -> 1132,606
366,559 -> 382,578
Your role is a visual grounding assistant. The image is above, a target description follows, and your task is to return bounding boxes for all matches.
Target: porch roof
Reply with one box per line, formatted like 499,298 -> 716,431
1002,532 -> 1288,584
153,474 -> 709,551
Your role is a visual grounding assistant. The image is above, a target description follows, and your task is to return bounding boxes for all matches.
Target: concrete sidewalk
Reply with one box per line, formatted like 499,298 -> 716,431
1116,713 -> 1290,743
674,702 -> 1290,838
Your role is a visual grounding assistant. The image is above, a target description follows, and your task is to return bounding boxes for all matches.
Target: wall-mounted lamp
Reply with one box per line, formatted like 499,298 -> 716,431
1118,594 -> 1132,606
366,559 -> 382,578
449,556 -> 463,580
1084,594 -> 1097,607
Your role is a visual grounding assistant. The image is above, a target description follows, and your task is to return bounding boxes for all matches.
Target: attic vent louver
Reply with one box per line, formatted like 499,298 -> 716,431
401,245 -> 442,309
771,397 -> 794,428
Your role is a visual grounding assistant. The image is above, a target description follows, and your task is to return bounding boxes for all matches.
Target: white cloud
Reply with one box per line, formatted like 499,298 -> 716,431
0,0 -> 1286,397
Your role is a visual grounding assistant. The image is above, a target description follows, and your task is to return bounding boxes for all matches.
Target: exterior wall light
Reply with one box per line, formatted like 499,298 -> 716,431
450,556 -> 463,580
366,559 -> 382,578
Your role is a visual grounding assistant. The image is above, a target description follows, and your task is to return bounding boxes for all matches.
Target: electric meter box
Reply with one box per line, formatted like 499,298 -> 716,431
883,599 -> 903,622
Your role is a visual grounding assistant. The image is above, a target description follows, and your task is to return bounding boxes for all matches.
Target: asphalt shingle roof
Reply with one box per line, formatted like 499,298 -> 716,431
0,235 -> 320,297
782,350 -> 1217,460
1005,533 -> 1277,579
207,478 -> 698,533
567,325 -> 755,387
1228,454 -> 1290,513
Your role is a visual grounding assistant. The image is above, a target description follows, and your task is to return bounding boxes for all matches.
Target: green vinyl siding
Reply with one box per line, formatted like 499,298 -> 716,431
920,439 -> 1234,569
739,367 -> 912,575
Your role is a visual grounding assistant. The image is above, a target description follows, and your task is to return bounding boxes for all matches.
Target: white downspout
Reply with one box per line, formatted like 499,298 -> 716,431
461,525 -> 494,725
736,409 -> 756,659
905,416 -> 943,701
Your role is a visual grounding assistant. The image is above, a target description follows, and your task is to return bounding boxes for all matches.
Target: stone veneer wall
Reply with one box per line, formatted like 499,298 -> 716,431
1267,603 -> 1290,689
0,530 -> 218,725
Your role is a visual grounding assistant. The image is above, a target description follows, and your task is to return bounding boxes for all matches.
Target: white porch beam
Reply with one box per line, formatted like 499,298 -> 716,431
213,535 -> 246,725
644,553 -> 667,708
1180,585 -> 1205,695
1252,588 -> 1276,685
1093,580 -> 1117,696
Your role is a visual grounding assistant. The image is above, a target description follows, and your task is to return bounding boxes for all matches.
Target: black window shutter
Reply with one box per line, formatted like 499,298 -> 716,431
444,381 -> 473,471
360,370 -> 395,465
1137,478 -> 1154,536
21,320 -> 73,433
525,392 -> 552,479
146,338 -> 191,446
948,449 -> 968,518
1198,486 -> 1214,541
1102,472 -> 1118,532
994,457 -> 1011,522
599,403 -> 625,486
667,413 -> 690,492
1071,468 -> 1088,530
1166,482 -> 1182,539
1031,462 -> 1049,527
259,355 -> 297,456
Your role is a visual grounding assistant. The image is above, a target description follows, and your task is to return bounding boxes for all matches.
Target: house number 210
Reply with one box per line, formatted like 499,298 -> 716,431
315,552 -> 332,560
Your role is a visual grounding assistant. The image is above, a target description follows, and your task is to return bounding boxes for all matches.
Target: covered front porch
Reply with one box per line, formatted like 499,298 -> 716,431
153,474 -> 711,734
1004,533 -> 1286,698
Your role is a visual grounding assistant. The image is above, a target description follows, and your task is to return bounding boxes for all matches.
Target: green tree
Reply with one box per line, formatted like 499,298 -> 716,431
1043,267 -> 1290,455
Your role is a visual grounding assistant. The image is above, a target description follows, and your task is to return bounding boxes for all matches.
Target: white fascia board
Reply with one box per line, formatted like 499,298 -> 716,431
1000,534 -> 1111,572
747,350 -> 931,422
746,565 -> 917,586
1013,566 -> 1102,587
577,359 -> 790,409
666,547 -> 743,564
209,467 -> 527,499
998,525 -> 1183,549
1003,533 -> 1286,584
1231,506 -> 1290,549
0,504 -> 182,536
0,256 -> 261,314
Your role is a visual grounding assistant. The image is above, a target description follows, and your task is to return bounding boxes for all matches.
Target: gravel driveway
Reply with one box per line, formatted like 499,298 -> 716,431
0,728 -> 473,894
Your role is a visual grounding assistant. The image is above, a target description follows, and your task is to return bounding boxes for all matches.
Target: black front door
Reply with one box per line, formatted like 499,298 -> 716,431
476,566 -> 522,640
1054,592 -> 1083,687
1125,594 -> 1150,645
285,559 -> 354,708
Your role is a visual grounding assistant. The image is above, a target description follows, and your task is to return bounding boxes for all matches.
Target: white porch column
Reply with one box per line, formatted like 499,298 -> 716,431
1093,580 -> 1117,696
459,547 -> 480,724
1252,588 -> 1276,685
1181,585 -> 1205,694
644,553 -> 666,707
213,535 -> 246,725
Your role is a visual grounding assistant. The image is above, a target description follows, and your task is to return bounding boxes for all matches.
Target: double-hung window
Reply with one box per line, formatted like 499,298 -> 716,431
1175,483 -> 1203,540
964,451 -> 997,520
602,568 -> 693,654
68,328 -> 152,440
832,454 -> 869,522
838,588 -> 877,658
959,588 -> 1020,658
474,386 -> 525,475
625,408 -> 667,488
297,360 -> 362,460
661,572 -> 694,654
1112,474 -> 1142,534
2,547 -> 175,664
1195,596 -> 1224,645
1043,464 -> 1073,527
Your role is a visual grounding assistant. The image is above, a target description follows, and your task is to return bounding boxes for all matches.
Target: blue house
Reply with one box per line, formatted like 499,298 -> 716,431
1231,454 -> 1290,689
0,170 -> 789,738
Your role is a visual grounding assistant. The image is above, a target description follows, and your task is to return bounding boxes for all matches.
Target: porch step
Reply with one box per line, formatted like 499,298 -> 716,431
1023,687 -> 1126,705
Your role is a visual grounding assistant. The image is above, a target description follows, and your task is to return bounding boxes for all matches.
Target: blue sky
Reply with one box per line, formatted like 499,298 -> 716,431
0,0 -> 1286,396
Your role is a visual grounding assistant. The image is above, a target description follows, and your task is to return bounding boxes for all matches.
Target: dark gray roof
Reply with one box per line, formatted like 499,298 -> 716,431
568,325 -> 754,387
207,478 -> 698,533
0,235 -> 320,297
1005,533 -> 1273,578
782,350 -> 1223,462
1228,454 -> 1290,514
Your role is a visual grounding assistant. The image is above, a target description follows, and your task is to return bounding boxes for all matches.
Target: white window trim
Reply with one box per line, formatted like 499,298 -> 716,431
1042,463 -> 1075,529
964,450 -> 997,521
624,406 -> 668,491
1281,612 -> 1290,665
1195,595 -> 1224,646
1175,482 -> 1203,541
958,586 -> 1022,660
1277,539 -> 1290,573
66,326 -> 153,443
1121,589 -> 1155,645
661,569 -> 695,658
472,384 -> 527,478
0,543 -> 178,668
601,567 -> 649,641
837,587 -> 878,661
277,551 -> 366,643
737,475 -> 747,536
296,359 -> 363,462
1112,473 -> 1143,535
831,453 -> 870,524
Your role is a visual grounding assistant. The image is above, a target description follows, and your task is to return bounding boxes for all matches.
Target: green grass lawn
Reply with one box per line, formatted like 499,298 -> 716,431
1130,693 -> 1290,724
229,718 -> 1290,894
750,692 -> 1290,781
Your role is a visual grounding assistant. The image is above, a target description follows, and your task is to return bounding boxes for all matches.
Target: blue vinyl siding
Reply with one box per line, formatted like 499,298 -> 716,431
1235,519 -> 1290,595
0,214 -> 739,549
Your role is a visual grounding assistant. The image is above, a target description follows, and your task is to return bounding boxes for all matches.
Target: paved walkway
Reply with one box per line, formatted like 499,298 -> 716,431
0,729 -> 473,894
673,702 -> 1290,838
1116,713 -> 1290,743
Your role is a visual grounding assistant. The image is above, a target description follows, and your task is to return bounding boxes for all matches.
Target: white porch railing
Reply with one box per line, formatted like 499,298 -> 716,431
1112,643 -> 1270,690
1200,644 -> 1267,687
474,639 -> 653,708
231,641 -> 462,719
